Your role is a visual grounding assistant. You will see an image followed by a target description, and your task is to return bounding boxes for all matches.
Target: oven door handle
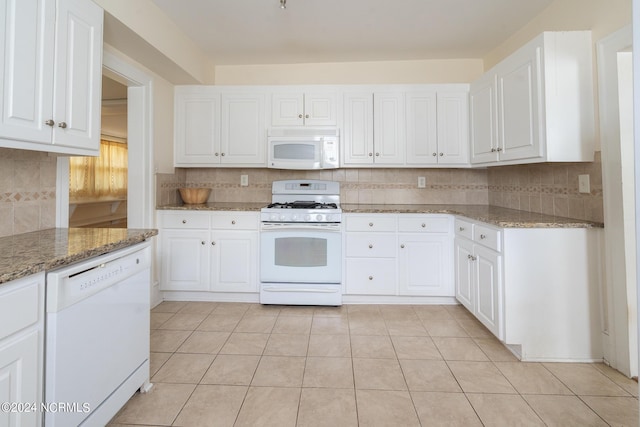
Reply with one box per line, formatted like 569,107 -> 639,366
262,286 -> 340,293
261,224 -> 341,232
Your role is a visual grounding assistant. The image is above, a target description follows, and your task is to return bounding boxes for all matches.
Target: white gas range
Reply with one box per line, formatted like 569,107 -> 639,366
259,180 -> 342,306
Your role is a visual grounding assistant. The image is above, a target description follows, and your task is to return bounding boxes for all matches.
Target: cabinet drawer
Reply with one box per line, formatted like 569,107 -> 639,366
454,218 -> 474,239
346,215 -> 397,232
0,276 -> 41,339
398,215 -> 450,233
345,258 -> 396,295
474,224 -> 502,252
212,213 -> 259,230
346,234 -> 396,258
160,212 -> 210,229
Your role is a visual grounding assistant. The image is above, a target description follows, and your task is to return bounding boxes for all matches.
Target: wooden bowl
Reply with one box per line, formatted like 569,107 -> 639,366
178,187 -> 211,204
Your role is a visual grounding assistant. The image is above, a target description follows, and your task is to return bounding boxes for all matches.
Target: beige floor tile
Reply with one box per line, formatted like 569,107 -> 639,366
467,393 -> 545,426
457,318 -> 494,338
310,317 -> 350,334
581,396 -> 640,426
593,363 -> 639,397
149,352 -> 171,377
151,353 -> 214,384
234,386 -> 300,427
379,305 -> 420,322
523,395 -> 608,427
196,313 -> 242,332
447,361 -> 516,393
355,389 -> 420,426
245,304 -> 282,316
495,362 -> 572,395
308,334 -> 351,357
391,335 -> 442,360
349,317 -> 388,335
543,363 -> 630,396
303,357 -> 354,388
176,331 -> 229,354
251,355 -> 306,387
353,358 -> 407,390
218,332 -> 269,355
473,337 -> 519,361
313,305 -> 348,317
424,319 -> 470,337
177,301 -> 218,315
411,391 -> 483,426
150,312 -> 173,329
347,304 -> 382,315
264,333 -> 309,356
235,314 -> 277,333
149,330 -> 191,353
297,388 -> 358,427
444,304 -> 476,320
111,383 -> 195,425
157,312 -> 207,331
173,384 -> 247,427
384,319 -> 428,336
432,337 -> 489,361
279,306 -> 317,316
351,335 -> 396,359
413,305 -> 454,322
272,315 -> 312,334
151,301 -> 187,313
201,354 -> 260,385
400,359 -> 461,392
211,302 -> 251,316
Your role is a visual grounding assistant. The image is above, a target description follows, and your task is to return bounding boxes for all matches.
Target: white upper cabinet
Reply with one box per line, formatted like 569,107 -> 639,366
271,91 -> 337,126
470,31 -> 595,166
0,0 -> 103,156
342,92 -> 374,165
406,91 -> 437,165
174,87 -> 267,167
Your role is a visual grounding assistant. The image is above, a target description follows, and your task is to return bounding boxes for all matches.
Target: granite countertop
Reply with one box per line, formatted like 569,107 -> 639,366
157,202 -> 603,229
0,228 -> 158,285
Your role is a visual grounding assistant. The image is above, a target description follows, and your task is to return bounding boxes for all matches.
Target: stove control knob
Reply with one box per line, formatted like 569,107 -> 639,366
280,214 -> 287,221
291,214 -> 298,221
270,214 -> 279,221
326,214 -> 333,222
316,214 -> 323,221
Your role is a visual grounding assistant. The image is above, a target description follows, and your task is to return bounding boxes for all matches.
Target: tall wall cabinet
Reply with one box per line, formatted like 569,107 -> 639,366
0,0 -> 103,155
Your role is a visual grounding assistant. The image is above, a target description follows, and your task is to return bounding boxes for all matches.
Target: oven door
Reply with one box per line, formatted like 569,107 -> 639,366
260,223 -> 342,283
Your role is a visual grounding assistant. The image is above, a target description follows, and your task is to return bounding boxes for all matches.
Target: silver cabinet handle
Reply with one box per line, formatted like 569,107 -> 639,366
468,254 -> 477,261
491,148 -> 496,152
368,276 -> 373,280
221,153 -> 225,156
368,153 -> 373,157
421,223 -> 426,228
480,234 -> 486,239
439,153 -> 444,156
211,241 -> 216,245
368,244 -> 373,249
432,152 -> 437,156
298,114 -> 303,118
375,152 -> 380,156
231,220 -> 236,225
459,227 -> 464,231
400,244 -> 405,248
201,241 -> 206,245
497,147 -> 503,152
182,219 -> 187,224
45,119 -> 55,127
369,222 -> 373,227
58,121 -> 67,129
215,153 -> 219,156
305,114 -> 309,118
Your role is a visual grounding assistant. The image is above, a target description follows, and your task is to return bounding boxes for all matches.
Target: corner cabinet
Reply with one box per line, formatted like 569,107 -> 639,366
158,211 -> 259,297
470,31 -> 595,166
0,0 -> 103,156
0,273 -> 45,427
174,87 -> 267,167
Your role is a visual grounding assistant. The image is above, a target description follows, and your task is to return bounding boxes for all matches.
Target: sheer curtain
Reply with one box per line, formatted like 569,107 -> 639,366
69,139 -> 128,200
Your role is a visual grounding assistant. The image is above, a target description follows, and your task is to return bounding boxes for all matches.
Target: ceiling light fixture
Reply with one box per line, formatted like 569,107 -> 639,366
280,0 -> 286,9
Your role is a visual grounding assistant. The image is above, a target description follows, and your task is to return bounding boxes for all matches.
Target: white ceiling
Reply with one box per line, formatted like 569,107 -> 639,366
151,0 -> 556,66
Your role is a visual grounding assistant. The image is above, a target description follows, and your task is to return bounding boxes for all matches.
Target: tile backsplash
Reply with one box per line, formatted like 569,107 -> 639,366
0,148 -> 57,237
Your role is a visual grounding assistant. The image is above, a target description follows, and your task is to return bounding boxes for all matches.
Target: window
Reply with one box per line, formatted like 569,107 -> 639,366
69,139 -> 128,200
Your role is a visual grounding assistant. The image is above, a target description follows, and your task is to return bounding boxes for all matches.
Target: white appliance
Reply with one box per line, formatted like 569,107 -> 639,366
44,242 -> 152,427
260,180 -> 342,305
267,128 -> 339,170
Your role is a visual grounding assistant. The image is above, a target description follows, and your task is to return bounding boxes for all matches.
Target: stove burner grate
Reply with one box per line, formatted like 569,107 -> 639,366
267,201 -> 338,210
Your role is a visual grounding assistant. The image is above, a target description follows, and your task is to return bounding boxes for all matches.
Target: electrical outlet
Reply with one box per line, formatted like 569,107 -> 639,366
240,175 -> 249,187
578,174 -> 590,194
418,176 -> 426,188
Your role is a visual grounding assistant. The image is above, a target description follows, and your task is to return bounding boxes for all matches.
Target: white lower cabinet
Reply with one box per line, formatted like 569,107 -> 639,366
0,273 -> 44,427
158,211 -> 259,294
344,214 -> 453,298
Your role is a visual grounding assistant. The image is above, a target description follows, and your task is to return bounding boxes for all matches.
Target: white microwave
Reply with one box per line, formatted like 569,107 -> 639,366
267,128 -> 339,170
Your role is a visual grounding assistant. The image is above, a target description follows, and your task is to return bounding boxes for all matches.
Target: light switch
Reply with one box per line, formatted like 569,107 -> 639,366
578,174 -> 590,194
241,175 -> 249,187
418,177 -> 426,188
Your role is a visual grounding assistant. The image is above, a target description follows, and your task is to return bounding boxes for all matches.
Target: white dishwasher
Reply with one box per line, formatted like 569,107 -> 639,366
45,241 -> 152,427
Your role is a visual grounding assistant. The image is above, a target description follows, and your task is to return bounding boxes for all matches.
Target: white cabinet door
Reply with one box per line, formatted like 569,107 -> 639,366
345,258 -> 396,295
0,0 -> 102,155
220,92 -> 267,165
174,88 -> 221,166
271,92 -> 337,126
271,92 -> 304,126
210,231 -> 258,293
405,91 -> 438,165
304,92 -> 337,126
160,230 -> 210,291
436,91 -> 469,165
496,42 -> 542,162
454,237 -> 474,312
470,73 -> 499,164
373,92 -> 404,165
474,244 -> 502,338
52,0 -> 103,153
398,233 -> 453,296
0,0 -> 54,145
342,92 -> 374,165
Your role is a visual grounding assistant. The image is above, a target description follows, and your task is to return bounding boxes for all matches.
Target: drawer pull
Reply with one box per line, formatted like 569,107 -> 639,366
368,276 -> 373,280
400,244 -> 405,249
369,222 -> 374,227
459,227 -> 464,231
480,234 -> 487,239
231,220 -> 236,225
468,254 -> 477,261
368,244 -> 373,249
182,219 -> 187,224
421,223 -> 426,228
211,241 -> 216,246
201,241 -> 206,245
